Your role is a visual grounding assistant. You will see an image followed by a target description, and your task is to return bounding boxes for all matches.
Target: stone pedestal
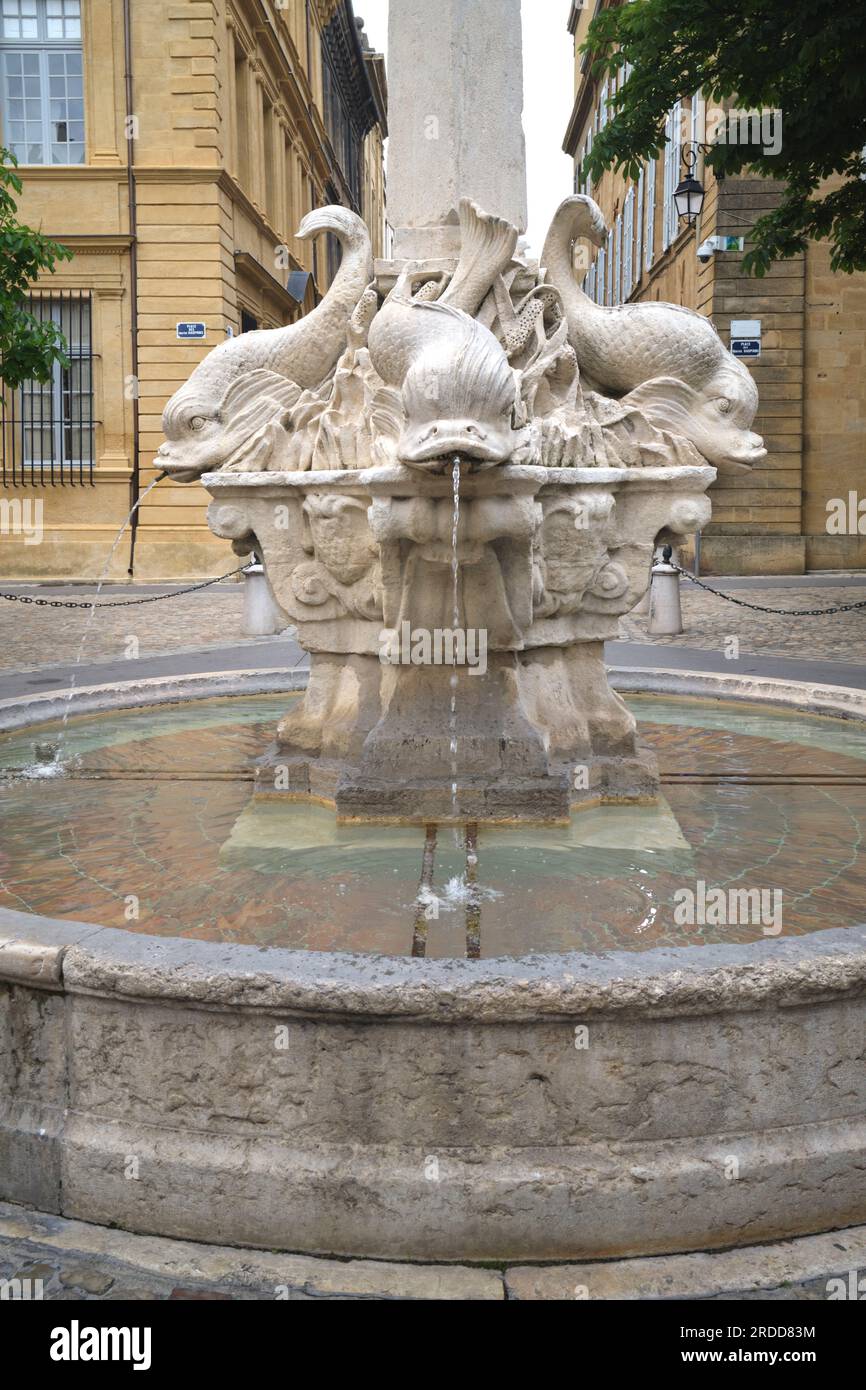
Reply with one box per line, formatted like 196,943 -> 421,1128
206,462 -> 712,823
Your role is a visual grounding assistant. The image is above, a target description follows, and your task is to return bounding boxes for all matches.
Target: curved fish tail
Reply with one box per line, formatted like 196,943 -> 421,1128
441,198 -> 519,318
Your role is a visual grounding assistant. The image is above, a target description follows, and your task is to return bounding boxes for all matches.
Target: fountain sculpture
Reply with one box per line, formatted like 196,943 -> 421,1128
158,187 -> 760,821
6,2 -> 866,1285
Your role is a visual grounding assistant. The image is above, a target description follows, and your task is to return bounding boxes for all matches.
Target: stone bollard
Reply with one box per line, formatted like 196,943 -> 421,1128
241,556 -> 285,637
647,546 -> 683,635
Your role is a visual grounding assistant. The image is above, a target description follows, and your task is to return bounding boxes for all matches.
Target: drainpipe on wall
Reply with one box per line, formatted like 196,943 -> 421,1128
123,0 -> 141,576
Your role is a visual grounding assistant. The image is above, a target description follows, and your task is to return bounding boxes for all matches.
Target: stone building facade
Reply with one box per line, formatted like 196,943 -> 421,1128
0,0 -> 387,580
565,0 -> 866,574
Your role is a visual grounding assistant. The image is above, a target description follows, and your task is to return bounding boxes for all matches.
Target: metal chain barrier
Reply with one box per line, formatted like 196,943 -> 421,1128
0,564 -> 252,611
670,561 -> 866,617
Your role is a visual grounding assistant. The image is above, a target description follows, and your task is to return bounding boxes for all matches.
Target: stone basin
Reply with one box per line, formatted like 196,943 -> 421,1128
1,671 -> 865,1263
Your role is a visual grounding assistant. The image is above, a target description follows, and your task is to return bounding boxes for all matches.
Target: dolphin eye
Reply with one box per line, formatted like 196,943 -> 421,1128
716,398 -> 732,415
188,416 -> 207,432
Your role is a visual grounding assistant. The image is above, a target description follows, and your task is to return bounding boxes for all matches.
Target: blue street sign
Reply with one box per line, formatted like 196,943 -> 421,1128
176,322 -> 207,340
731,338 -> 761,358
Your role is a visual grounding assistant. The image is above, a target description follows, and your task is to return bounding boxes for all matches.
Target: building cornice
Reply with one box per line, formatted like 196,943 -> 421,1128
37,234 -> 134,256
234,250 -> 304,314
16,165 -> 127,182
565,0 -> 611,154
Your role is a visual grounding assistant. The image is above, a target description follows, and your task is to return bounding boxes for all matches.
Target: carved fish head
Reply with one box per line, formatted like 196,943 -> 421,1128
158,369 -> 301,480
397,319 -> 524,470
621,371 -> 766,472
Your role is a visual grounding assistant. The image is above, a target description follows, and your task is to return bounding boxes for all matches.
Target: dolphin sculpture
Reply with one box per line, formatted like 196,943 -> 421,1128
157,206 -> 374,480
541,195 -> 766,471
367,199 -> 528,468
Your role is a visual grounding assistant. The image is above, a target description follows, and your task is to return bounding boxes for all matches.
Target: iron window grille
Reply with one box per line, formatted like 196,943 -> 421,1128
1,289 -> 95,485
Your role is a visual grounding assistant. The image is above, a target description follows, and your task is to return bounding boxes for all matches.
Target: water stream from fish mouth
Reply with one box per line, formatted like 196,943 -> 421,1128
450,456 -> 461,828
28,474 -> 167,776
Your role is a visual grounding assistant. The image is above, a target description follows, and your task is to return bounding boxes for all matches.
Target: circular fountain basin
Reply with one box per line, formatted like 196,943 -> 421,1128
1,674 -> 865,1262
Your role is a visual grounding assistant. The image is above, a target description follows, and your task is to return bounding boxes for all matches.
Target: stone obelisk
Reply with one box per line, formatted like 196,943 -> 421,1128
386,0 -> 528,260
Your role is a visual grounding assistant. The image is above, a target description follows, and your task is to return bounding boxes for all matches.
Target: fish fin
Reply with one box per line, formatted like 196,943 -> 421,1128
621,376 -> 700,420
220,369 -> 302,419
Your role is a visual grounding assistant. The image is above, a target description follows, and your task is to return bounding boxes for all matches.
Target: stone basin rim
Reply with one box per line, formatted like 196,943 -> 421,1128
1,909 -> 864,1024
2,664 -> 865,733
202,462 -> 718,493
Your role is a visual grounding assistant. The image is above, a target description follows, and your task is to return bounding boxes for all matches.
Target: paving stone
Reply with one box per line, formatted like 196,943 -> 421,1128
1,579 -> 864,681
621,581 -> 866,665
59,1264 -> 115,1295
0,1202 -> 504,1301
0,586 -> 249,673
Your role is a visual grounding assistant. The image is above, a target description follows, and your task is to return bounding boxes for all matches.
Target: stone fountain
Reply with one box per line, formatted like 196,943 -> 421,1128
5,8 -> 866,1283
156,1 -> 767,826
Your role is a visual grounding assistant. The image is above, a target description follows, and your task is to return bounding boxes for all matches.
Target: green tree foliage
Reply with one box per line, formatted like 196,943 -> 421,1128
581,0 -> 866,275
0,147 -> 72,388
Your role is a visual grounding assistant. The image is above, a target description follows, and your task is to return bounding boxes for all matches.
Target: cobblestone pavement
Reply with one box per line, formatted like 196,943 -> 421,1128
621,581 -> 866,664
0,1237 -> 257,1300
0,1202 -> 858,1302
0,1232 -> 834,1301
2,577 -> 866,678
0,583 -> 252,672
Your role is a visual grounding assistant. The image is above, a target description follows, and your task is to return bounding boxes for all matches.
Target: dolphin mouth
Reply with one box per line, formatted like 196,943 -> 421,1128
399,426 -> 509,468
157,453 -> 208,483
722,442 -> 768,468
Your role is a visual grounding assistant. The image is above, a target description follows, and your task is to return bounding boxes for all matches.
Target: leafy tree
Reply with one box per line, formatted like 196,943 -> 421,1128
581,0 -> 866,275
0,147 -> 72,387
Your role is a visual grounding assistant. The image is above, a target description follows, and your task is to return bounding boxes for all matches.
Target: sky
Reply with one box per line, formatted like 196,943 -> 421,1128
355,1 -> 576,255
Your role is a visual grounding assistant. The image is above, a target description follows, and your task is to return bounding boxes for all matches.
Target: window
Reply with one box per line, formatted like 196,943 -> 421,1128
661,111 -> 673,251
321,36 -> 362,211
1,290 -> 93,485
623,188 -> 634,300
605,227 -> 613,305
635,165 -> 644,284
240,310 -> 258,334
690,90 -> 702,148
262,95 -> 277,222
0,0 -> 83,165
597,245 -> 605,305
614,213 -> 622,305
663,100 -> 682,249
645,158 -> 655,269
234,49 -> 250,175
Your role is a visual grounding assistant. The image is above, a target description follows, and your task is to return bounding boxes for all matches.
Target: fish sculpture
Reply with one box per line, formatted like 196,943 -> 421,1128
367,199 -> 530,468
541,195 -> 766,471
157,206 -> 373,480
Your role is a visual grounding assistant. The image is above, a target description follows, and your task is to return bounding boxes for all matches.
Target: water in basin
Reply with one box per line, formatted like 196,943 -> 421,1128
1,692 -> 864,958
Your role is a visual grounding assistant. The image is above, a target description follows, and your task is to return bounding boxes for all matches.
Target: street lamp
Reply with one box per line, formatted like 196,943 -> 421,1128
673,141 -> 721,226
673,171 -> 705,226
